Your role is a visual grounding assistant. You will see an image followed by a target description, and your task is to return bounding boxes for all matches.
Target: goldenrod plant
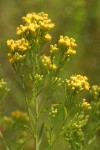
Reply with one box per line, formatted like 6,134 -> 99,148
0,12 -> 100,150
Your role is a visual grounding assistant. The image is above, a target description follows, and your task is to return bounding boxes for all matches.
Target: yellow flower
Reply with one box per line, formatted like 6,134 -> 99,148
17,12 -> 55,36
57,35 -> 77,61
50,64 -> 57,70
50,44 -> 58,53
9,53 -> 26,63
16,25 -> 27,35
66,48 -> 76,55
7,38 -> 30,63
82,99 -> 92,110
41,55 -> 51,66
7,38 -> 30,52
11,110 -> 29,122
58,36 -> 77,48
44,34 -> 52,41
66,75 -> 90,92
41,55 -> 57,70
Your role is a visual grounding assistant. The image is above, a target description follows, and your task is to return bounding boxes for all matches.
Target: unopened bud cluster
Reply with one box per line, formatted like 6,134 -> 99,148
90,84 -> 100,100
49,105 -> 58,117
0,78 -> 10,100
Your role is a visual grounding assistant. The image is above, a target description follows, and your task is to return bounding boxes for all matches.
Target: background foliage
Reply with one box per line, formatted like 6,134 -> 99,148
0,0 -> 100,149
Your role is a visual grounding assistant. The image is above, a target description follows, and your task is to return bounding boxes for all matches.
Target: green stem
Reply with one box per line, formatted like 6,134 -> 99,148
25,95 -> 34,135
34,45 -> 40,150
0,131 -> 10,150
48,119 -> 53,150
35,98 -> 39,150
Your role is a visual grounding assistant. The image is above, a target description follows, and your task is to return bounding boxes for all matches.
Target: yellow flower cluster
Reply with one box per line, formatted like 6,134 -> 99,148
7,38 -> 30,63
50,44 -> 58,54
41,55 -> 57,70
17,12 -> 55,36
7,38 -> 30,51
11,110 -> 29,122
90,84 -> 100,100
58,36 -> 77,60
7,12 -> 55,64
44,34 -> 52,42
66,75 -> 90,92
82,99 -> 92,110
58,36 -> 77,48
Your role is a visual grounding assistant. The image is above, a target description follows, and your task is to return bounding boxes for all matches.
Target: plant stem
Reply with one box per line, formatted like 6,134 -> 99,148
34,46 -> 39,150
35,98 -> 39,150
0,131 -> 10,150
25,96 -> 34,135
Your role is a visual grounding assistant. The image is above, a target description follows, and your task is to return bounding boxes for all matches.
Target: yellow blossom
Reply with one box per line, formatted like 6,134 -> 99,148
7,38 -> 30,63
50,44 -> 58,53
82,99 -> 92,110
41,55 -> 51,66
50,64 -> 57,70
11,110 -> 29,122
17,12 -> 55,36
66,48 -> 76,55
66,75 -> 90,92
8,53 -> 26,63
58,35 -> 77,61
58,36 -> 77,48
44,34 -> 52,41
7,38 -> 30,52
41,55 -> 57,70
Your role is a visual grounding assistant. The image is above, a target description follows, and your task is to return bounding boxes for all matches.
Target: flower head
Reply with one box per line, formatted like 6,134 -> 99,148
17,12 -> 55,37
7,38 -> 30,63
58,36 -> 77,48
66,75 -> 90,93
82,99 -> 92,110
58,36 -> 77,61
50,44 -> 58,54
41,55 -> 57,70
44,34 -> 52,42
11,110 -> 29,122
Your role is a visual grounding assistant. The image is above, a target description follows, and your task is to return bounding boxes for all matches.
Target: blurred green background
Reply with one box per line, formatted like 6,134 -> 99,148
0,0 -> 100,149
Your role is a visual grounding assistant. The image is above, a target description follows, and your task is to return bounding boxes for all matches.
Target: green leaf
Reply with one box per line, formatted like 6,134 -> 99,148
64,106 -> 68,118
39,122 -> 45,145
